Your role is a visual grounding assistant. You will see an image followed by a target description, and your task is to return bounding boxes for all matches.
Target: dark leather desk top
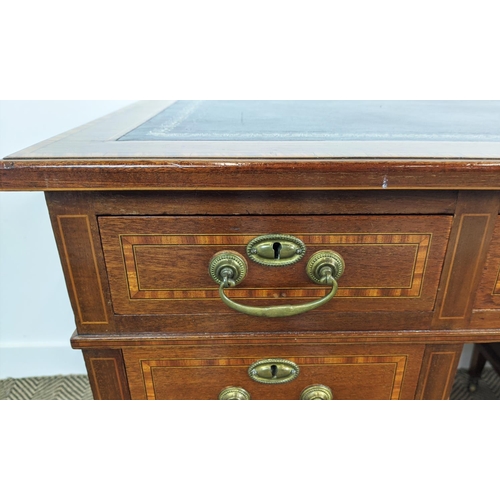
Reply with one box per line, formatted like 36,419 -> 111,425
120,100 -> 500,143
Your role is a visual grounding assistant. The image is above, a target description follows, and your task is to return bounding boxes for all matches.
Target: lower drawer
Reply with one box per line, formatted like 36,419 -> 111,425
122,343 -> 425,400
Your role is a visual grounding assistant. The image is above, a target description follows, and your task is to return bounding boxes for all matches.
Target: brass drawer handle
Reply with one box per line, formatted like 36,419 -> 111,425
219,387 -> 251,400
209,250 -> 344,318
300,385 -> 333,400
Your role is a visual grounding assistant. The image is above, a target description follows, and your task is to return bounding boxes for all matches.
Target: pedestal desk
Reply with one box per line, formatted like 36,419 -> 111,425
3,100 -> 500,400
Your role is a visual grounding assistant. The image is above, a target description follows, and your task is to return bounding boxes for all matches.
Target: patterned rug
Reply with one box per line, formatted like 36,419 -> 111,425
1,368 -> 499,399
0,374 -> 92,400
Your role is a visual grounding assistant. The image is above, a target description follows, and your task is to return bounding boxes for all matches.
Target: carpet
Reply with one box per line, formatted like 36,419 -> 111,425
1,368 -> 499,400
0,374 -> 92,400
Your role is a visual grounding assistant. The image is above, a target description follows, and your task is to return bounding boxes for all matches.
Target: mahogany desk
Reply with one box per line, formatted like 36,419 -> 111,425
2,100 -> 500,400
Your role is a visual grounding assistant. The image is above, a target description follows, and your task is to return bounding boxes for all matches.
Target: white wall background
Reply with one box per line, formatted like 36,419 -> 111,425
0,101 -> 136,378
0,100 -> 473,379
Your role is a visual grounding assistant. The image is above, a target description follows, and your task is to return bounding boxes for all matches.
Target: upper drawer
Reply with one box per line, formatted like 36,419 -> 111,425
99,215 -> 452,320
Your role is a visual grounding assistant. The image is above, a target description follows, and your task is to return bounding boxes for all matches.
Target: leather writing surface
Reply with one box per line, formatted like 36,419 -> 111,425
120,100 -> 500,142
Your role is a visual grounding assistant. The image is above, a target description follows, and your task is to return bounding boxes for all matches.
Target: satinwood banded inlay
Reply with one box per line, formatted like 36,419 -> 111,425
139,355 -> 408,400
120,233 -> 431,300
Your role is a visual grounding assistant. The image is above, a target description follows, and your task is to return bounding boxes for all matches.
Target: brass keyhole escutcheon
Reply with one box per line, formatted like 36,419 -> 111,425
246,234 -> 306,267
248,359 -> 300,384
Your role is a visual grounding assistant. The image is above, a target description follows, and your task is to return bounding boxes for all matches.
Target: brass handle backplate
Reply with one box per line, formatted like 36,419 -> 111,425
300,385 -> 333,400
209,249 -> 344,318
218,387 -> 251,400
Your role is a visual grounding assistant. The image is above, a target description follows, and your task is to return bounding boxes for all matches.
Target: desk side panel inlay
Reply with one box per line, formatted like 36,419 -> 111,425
415,345 -> 462,399
46,192 -> 117,333
83,349 -> 131,400
432,192 -> 500,329
57,215 -> 108,324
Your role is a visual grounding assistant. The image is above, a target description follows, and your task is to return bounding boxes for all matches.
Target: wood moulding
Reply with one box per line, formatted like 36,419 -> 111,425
70,330 -> 500,350
4,159 -> 500,191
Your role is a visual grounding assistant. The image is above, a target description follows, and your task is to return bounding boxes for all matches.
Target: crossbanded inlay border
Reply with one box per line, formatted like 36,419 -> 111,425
139,355 -> 408,400
120,232 -> 431,300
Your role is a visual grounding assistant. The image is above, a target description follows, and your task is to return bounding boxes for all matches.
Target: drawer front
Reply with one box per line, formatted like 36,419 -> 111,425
122,343 -> 425,400
99,215 -> 451,318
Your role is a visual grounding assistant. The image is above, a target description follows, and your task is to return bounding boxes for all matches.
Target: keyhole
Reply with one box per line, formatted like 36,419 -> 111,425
273,242 -> 282,260
271,364 -> 278,378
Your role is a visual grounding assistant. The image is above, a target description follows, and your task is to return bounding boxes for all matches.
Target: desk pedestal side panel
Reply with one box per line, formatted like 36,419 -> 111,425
41,190 -> 495,399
